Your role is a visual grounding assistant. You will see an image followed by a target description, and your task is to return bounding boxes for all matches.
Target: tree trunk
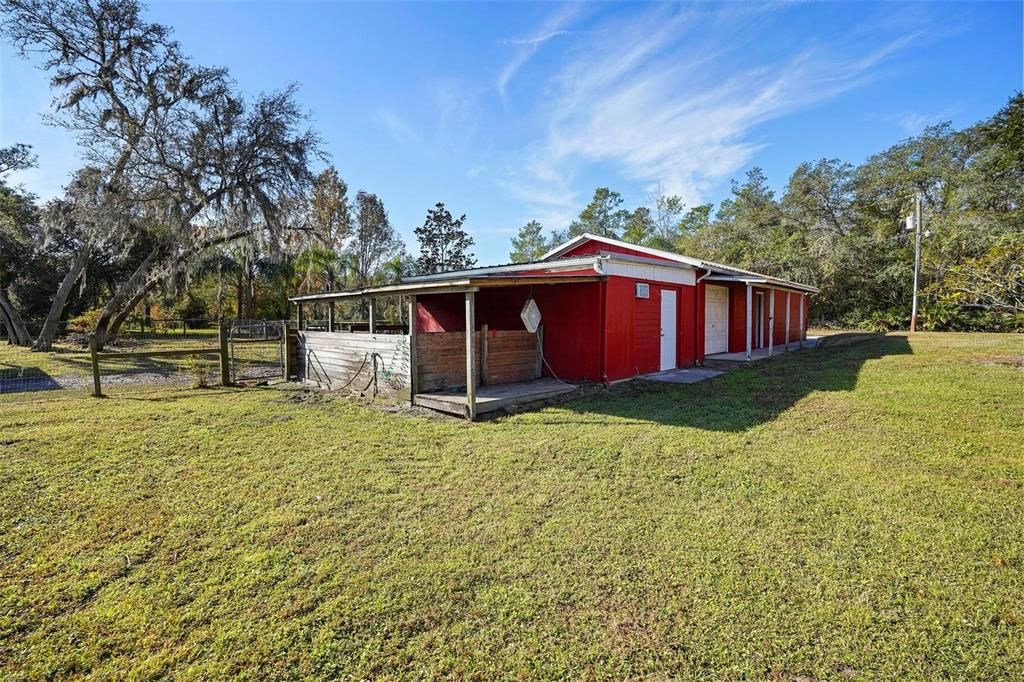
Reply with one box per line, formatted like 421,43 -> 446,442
31,247 -> 91,352
236,271 -> 244,321
108,280 -> 157,341
94,246 -> 162,350
0,302 -> 15,345
0,288 -> 33,346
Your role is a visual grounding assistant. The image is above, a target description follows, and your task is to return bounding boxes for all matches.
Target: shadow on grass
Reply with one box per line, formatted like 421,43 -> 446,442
546,334 -> 911,432
0,365 -> 64,393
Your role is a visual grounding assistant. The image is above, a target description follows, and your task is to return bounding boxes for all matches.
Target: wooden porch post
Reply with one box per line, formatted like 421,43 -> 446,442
745,284 -> 752,361
296,303 -> 304,330
368,297 -> 377,334
408,296 -> 417,405
328,301 -> 335,332
768,287 -> 775,357
465,291 -> 476,420
785,291 -> 791,350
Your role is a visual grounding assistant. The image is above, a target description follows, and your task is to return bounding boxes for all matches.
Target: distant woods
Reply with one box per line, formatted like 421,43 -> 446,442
0,0 -> 443,348
509,93 -> 1024,331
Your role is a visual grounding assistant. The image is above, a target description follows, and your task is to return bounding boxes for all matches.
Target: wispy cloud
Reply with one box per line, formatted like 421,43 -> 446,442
502,30 -> 572,47
377,109 -> 422,147
500,4 -> 921,225
870,107 -> 959,135
496,3 -> 580,102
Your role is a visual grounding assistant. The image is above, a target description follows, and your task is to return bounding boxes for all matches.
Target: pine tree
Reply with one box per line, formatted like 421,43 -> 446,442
415,202 -> 475,274
509,220 -> 548,262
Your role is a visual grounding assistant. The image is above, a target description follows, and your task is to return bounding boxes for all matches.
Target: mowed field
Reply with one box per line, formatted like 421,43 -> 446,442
1,333 -> 1021,679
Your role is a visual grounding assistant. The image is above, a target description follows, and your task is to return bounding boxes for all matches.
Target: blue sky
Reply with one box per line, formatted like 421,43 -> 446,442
2,1 -> 1021,264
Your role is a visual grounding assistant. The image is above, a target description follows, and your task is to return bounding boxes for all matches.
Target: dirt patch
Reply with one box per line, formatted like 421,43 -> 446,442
975,354 -> 1024,370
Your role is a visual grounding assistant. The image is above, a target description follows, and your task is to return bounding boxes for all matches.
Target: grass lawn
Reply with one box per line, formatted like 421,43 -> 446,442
1,332 -> 1021,679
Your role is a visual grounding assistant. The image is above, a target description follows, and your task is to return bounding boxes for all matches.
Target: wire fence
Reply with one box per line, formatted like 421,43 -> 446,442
1,320 -> 287,397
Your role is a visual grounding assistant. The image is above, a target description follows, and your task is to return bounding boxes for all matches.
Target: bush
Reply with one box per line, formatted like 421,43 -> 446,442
65,308 -> 103,334
181,355 -> 215,388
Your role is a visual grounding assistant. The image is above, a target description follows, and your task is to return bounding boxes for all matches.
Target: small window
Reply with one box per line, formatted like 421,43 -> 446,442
635,283 -> 650,299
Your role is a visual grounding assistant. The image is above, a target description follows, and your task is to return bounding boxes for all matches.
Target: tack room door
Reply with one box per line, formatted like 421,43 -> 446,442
660,289 -> 677,371
704,285 -> 729,355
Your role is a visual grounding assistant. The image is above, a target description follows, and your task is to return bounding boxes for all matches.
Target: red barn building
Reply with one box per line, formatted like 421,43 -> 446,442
290,233 -> 817,418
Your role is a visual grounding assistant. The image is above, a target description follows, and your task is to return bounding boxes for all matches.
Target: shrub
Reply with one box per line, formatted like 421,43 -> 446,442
181,355 -> 215,388
65,308 -> 103,334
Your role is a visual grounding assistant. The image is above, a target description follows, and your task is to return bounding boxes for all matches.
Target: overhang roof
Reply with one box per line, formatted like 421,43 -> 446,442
288,273 -> 604,303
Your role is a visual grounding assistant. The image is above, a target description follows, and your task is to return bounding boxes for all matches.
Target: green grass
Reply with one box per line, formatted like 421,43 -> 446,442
1,333 -> 1021,679
1,336 -> 279,387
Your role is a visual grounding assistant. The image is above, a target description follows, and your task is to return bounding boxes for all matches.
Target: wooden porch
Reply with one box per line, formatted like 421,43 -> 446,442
414,378 -> 577,418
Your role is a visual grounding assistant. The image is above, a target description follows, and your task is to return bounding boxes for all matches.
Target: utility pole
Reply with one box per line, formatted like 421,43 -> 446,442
910,191 -> 923,332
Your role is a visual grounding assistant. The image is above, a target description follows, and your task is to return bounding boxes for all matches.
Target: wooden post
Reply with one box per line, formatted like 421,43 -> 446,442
282,320 -> 290,380
465,291 -> 476,420
89,334 -> 102,398
328,301 -> 335,333
745,284 -> 752,361
768,288 -> 775,357
368,298 -> 377,334
535,325 -> 544,378
480,324 -> 489,386
408,296 -> 417,405
296,303 -> 304,330
785,291 -> 791,350
218,321 -> 230,386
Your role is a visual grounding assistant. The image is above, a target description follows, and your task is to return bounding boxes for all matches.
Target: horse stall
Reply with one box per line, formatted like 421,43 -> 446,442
289,277 -> 597,419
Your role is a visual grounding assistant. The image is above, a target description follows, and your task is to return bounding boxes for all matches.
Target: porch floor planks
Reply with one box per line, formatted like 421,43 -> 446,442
415,378 -> 577,416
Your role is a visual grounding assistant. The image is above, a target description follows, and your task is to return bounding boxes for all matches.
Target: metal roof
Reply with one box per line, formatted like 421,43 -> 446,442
542,233 -> 818,293
288,273 -> 605,303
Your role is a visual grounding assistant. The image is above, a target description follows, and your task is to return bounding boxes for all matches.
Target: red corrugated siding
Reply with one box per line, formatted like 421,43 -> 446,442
727,283 -> 746,353
559,240 -> 678,263
772,289 -> 787,345
798,292 -> 806,337
415,283 -> 603,381
789,292 -> 801,341
602,277 -> 696,380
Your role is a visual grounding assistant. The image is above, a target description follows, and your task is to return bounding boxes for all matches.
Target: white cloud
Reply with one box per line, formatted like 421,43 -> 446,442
501,4 -> 920,225
377,109 -> 422,147
496,3 -> 580,102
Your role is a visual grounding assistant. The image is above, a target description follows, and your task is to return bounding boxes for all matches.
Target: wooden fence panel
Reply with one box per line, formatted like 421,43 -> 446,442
298,331 -> 410,399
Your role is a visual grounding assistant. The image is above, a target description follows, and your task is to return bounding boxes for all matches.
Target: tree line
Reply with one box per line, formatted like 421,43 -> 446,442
510,94 -> 1023,332
0,0 -> 478,349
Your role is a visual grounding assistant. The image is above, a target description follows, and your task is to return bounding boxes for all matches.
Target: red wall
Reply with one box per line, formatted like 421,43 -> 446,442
416,283 -> 604,381
417,275 -> 699,384
603,277 -> 696,380
772,289 -> 787,346
559,240 -> 678,263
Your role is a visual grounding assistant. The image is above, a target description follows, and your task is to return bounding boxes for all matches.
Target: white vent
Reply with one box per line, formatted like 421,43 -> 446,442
635,282 -> 650,299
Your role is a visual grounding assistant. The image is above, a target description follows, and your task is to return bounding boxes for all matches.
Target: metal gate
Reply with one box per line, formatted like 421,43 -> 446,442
229,320 -> 285,383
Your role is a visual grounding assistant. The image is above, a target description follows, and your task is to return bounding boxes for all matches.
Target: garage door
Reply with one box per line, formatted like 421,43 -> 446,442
704,285 -> 729,355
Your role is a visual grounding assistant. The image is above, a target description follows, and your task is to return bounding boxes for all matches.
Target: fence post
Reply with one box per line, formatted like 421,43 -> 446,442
282,320 -> 290,381
218,321 -> 230,386
89,334 -> 102,397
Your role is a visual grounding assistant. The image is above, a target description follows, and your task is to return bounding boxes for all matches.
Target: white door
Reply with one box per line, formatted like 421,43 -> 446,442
704,285 -> 729,355
660,289 -> 677,371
